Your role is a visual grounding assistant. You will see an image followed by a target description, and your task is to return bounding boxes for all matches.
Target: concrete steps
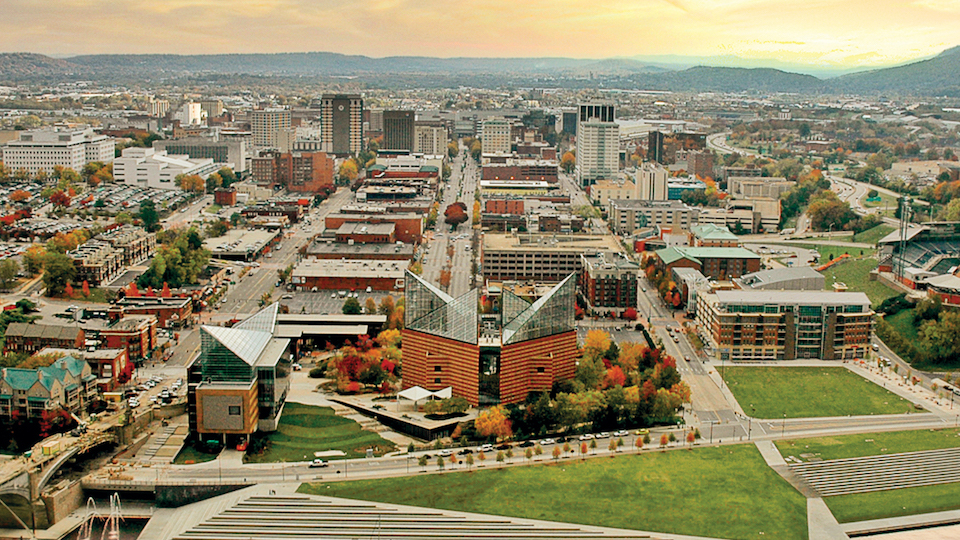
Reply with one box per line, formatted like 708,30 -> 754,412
790,447 -> 960,497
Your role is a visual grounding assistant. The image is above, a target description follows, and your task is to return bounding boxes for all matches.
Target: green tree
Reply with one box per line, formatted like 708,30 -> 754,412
418,455 -> 428,470
42,253 -> 77,297
342,297 -> 362,315
0,259 -> 18,290
217,167 -> 237,187
138,200 -> 160,232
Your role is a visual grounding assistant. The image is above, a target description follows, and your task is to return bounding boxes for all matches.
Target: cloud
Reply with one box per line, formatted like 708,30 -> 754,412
0,0 -> 957,68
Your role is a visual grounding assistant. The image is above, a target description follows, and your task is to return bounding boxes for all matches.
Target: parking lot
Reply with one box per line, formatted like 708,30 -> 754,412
80,184 -> 195,214
280,289 -> 400,316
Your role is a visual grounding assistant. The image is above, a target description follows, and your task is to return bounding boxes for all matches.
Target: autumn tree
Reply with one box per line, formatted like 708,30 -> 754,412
560,151 -> 575,173
475,406 -> 512,440
42,253 -> 77,297
9,190 -> 29,203
49,190 -> 71,209
659,433 -> 669,448
552,446 -> 562,460
338,160 -> 359,184
176,173 -> 205,193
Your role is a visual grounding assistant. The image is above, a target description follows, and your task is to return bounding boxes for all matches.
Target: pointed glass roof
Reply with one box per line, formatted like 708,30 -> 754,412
202,325 -> 272,366
502,273 -> 576,345
235,302 -> 279,333
405,270 -> 478,344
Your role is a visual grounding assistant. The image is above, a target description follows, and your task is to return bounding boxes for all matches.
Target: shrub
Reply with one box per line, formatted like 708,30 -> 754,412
308,367 -> 325,378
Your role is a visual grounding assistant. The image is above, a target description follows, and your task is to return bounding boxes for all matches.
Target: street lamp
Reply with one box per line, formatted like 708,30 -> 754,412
781,412 -> 786,437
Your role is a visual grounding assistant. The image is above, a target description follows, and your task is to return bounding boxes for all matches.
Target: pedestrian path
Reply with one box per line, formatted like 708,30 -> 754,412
807,498 -> 849,540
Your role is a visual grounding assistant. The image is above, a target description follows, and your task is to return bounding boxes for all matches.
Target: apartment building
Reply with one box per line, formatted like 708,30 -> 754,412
3,323 -> 85,356
481,118 -> 512,155
697,290 -> 873,361
251,151 -> 334,192
579,252 -> 640,314
67,240 -> 124,287
481,234 -> 622,282
251,108 -> 292,148
0,356 -> 97,420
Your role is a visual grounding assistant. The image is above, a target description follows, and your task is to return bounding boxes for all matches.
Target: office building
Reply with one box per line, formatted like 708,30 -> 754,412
321,94 -> 363,156
481,118 -> 512,155
149,99 -> 170,118
609,199 -> 700,234
186,304 -> 291,443
576,103 -> 619,186
114,147 -> 218,190
1,126 -> 114,173
689,224 -> 740,247
250,151 -> 334,193
667,176 -> 708,201
482,234 -> 622,282
697,290 -> 873,361
686,151 -> 716,180
728,176 -> 794,199
414,123 -> 448,155
402,271 -> 577,406
199,99 -> 225,119
579,252 -> 639,314
177,102 -> 204,126
383,110 -> 415,152
636,162 -> 669,201
154,136 -> 247,172
251,108 -> 292,148
734,267 -> 825,291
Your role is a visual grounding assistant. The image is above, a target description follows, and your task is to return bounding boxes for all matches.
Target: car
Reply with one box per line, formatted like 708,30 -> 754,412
578,434 -> 594,441
458,448 -> 473,455
496,443 -> 512,450
539,438 -> 556,446
635,429 -> 650,436
292,363 -> 302,371
595,432 -> 611,439
309,459 -> 329,468
613,430 -> 629,437
331,293 -> 337,298
365,286 -> 372,293
478,444 -> 494,453
518,441 -> 535,448
438,449 -> 453,457
128,399 -> 140,408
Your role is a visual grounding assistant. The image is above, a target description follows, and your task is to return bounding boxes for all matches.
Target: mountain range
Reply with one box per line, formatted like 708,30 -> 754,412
0,48 -> 958,96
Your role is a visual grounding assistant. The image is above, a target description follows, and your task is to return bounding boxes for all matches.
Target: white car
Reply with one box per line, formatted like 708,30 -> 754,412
578,434 -> 594,441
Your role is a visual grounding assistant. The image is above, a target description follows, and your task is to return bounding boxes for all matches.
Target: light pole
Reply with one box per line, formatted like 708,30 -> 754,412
781,412 -> 786,437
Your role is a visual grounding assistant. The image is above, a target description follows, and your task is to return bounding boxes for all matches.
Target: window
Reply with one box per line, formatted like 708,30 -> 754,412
536,367 -> 545,373
434,366 -> 442,372
434,378 -> 442,384
228,406 -> 241,416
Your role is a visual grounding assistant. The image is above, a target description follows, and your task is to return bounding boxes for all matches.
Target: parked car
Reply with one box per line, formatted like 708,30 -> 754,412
309,459 -> 329,468
518,441 -> 535,448
578,434 -> 594,441
438,449 -> 453,457
478,444 -> 494,453
539,438 -> 556,446
613,430 -> 629,437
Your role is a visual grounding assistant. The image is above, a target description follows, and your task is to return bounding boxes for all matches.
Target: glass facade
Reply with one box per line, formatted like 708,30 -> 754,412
406,271 -> 478,344
199,328 -> 254,382
502,274 -> 576,345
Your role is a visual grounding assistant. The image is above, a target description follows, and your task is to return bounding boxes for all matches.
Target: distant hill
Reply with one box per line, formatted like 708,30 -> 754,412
832,46 -> 960,95
0,48 -> 957,95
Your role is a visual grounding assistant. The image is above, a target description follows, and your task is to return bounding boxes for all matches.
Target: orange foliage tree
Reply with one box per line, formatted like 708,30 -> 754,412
474,406 -> 512,440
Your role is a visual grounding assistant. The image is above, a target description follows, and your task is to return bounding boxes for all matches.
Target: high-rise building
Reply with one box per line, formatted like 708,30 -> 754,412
177,102 -> 205,126
1,126 -> 114,173
383,110 -> 415,152
402,271 -> 577,406
199,99 -> 225,119
481,118 -> 512,155
636,162 -> 669,201
575,103 -> 619,186
321,94 -> 363,156
149,99 -> 170,118
251,108 -> 292,148
414,123 -> 448,155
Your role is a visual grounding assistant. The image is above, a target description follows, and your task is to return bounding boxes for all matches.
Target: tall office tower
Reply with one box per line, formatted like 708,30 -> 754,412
635,162 -> 669,201
648,131 -> 666,164
575,103 -> 619,187
481,117 -> 512,154
414,123 -> 448,155
321,94 -> 364,156
251,108 -> 291,148
383,110 -> 415,152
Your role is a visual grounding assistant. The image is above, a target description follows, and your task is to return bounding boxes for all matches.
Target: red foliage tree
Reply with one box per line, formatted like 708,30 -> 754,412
602,366 -> 627,388
49,190 -> 71,208
671,292 -> 682,307
161,282 -> 172,297
380,359 -> 396,374
82,280 -> 90,297
622,307 -> 638,320
346,381 -> 361,393
127,282 -> 140,297
64,282 -> 74,298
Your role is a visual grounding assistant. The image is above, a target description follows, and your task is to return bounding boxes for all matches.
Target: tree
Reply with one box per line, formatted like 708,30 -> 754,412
580,442 -> 588,459
138,200 -> 160,232
686,431 -> 696,447
342,297 -> 362,315
176,174 -> 205,193
218,167 -> 237,187
589,439 -> 597,453
475,406 -> 512,439
49,190 -> 71,209
465,453 -> 474,468
42,253 -> 77,297
436,456 -> 445,470
365,297 -> 377,315
524,447 -> 533,462
205,173 -> 223,193
552,446 -> 562,460
338,160 -> 359,184
115,211 -> 134,226
635,436 -> 645,452
608,439 -> 618,453
418,455 -> 428,470
659,433 -> 669,448
22,245 -> 45,275
496,450 -> 505,467
0,259 -> 18,290
560,152 -> 576,173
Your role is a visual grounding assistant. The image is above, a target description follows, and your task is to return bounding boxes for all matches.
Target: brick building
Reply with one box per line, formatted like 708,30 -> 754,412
334,222 -> 396,244
214,187 -> 238,207
115,297 -> 194,328
290,259 -> 406,292
324,212 -> 422,244
579,252 -> 639,315
251,151 -> 334,192
655,246 -> 761,280
101,310 -> 158,362
3,323 -> 85,355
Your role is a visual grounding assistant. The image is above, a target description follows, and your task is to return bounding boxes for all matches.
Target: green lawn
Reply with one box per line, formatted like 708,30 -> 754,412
205,204 -> 222,214
721,367 -> 919,419
853,224 -> 895,245
863,192 -> 899,218
884,309 -> 921,344
300,444 -> 808,540
245,402 -> 396,463
786,243 -> 875,262
173,444 -> 219,465
825,483 -> 960,523
823,257 -> 900,307
776,428 -> 960,462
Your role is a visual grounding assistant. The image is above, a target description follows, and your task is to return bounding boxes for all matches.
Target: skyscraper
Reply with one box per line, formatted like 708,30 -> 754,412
321,94 -> 363,156
481,117 -> 512,155
251,108 -> 291,148
383,110 -> 415,152
636,162 -> 669,201
575,102 -> 619,187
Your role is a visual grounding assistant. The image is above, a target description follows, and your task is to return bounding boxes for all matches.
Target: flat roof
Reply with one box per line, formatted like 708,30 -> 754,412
203,229 -> 279,255
737,266 -> 823,287
275,324 -> 369,339
292,259 -> 406,279
715,290 -> 871,306
483,233 -> 621,252
305,241 -> 415,257
335,222 -> 396,236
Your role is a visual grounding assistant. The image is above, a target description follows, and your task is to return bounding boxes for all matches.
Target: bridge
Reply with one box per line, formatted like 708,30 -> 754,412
0,431 -> 115,530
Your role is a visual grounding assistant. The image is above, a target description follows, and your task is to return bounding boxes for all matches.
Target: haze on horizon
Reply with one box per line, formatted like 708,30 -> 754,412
2,0 -> 959,70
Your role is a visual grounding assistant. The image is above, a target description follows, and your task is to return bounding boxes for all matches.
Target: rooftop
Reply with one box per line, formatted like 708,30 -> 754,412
714,289 -> 871,307
657,246 -> 760,266
483,233 -> 621,252
305,241 -> 414,258
736,266 -> 823,288
292,259 -> 406,279
691,223 -> 739,241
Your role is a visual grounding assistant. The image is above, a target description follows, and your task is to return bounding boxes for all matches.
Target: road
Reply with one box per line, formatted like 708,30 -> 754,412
707,132 -> 758,157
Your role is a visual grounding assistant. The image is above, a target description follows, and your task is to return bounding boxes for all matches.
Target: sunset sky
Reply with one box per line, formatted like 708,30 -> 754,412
2,0 -> 959,69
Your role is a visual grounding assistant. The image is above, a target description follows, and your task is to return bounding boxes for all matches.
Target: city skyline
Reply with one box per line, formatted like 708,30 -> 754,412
2,0 -> 959,71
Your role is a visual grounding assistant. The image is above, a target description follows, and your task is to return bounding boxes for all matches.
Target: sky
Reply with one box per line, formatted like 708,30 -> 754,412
1,0 -> 959,69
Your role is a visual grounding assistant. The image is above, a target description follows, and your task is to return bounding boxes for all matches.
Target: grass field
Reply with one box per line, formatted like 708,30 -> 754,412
245,402 -> 396,463
823,257 -> 900,307
825,483 -> 960,523
863,192 -> 899,218
173,444 -> 219,465
300,445 -> 808,540
204,204 -> 222,214
786,243 -> 875,261
776,428 -> 960,462
884,309 -> 921,344
721,367 -> 919,419
853,224 -> 896,245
